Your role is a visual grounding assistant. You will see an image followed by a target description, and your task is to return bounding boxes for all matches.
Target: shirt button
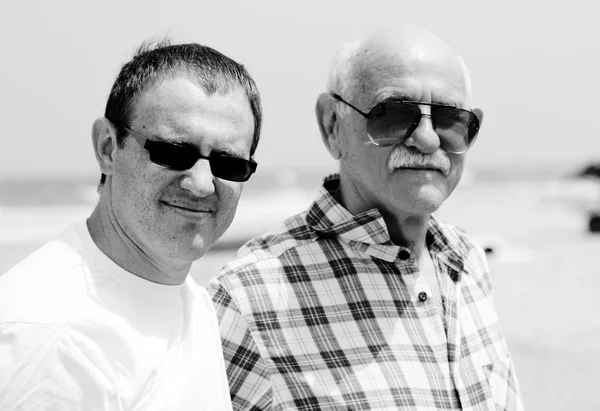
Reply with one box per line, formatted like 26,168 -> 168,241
418,292 -> 428,302
398,249 -> 410,260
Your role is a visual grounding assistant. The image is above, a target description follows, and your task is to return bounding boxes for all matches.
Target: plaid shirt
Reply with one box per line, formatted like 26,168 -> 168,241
208,175 -> 523,410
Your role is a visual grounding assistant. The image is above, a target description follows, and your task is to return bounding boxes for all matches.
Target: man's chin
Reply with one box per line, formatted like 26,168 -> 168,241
189,238 -> 213,260
405,202 -> 443,216
394,187 -> 448,215
161,235 -> 213,264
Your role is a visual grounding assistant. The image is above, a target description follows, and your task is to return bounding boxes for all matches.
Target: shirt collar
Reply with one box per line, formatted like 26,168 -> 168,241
305,174 -> 467,273
426,215 -> 466,279
305,174 -> 409,262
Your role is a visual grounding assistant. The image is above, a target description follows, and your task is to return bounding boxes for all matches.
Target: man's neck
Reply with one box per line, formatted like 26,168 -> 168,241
335,176 -> 431,259
379,211 -> 430,258
87,195 -> 190,286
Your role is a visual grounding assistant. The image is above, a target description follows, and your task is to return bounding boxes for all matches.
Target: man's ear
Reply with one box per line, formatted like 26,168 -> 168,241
315,93 -> 342,160
473,108 -> 484,128
91,118 -> 118,177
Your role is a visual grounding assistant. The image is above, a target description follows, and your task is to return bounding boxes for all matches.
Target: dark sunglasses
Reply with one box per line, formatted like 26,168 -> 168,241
331,94 -> 480,154
122,126 -> 257,182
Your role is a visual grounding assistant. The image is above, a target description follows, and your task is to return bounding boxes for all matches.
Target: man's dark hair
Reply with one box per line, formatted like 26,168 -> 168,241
99,39 -> 262,187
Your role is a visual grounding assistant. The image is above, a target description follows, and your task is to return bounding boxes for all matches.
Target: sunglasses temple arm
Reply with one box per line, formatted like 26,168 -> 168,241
331,94 -> 370,118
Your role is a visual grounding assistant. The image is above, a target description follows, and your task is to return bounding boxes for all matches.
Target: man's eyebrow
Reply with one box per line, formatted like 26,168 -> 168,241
434,100 -> 460,108
145,130 -> 190,145
143,129 -> 248,158
375,92 -> 460,108
213,144 -> 246,158
376,91 -> 414,104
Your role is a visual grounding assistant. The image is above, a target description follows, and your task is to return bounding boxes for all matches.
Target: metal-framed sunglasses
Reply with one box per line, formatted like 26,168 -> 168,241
331,93 -> 480,154
122,125 -> 257,182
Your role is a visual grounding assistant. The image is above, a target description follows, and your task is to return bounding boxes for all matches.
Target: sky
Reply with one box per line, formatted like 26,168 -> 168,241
1,0 -> 598,180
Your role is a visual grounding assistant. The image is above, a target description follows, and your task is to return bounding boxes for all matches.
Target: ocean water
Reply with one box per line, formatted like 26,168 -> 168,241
1,164 -> 598,263
1,166 -> 600,410
0,168 -> 324,248
1,164 -> 597,246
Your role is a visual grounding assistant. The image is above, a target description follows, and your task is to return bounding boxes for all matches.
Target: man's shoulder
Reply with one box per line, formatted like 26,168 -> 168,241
431,217 -> 493,292
210,211 -> 316,286
430,217 -> 490,273
0,225 -> 91,324
0,320 -> 120,409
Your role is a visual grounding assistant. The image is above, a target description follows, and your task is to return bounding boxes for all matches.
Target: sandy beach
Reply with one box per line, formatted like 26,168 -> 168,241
1,180 -> 599,410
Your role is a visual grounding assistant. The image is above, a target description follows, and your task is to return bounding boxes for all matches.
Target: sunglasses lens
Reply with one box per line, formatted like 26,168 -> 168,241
366,102 -> 420,146
147,141 -> 198,171
210,154 -> 256,182
365,101 -> 479,153
432,107 -> 479,153
145,140 -> 256,181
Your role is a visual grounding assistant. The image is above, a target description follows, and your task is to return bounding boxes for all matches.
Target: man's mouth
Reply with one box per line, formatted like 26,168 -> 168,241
396,165 -> 448,175
161,201 -> 213,214
402,166 -> 439,170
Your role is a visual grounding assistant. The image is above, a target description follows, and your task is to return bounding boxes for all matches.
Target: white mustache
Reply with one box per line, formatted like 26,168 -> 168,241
387,146 -> 451,175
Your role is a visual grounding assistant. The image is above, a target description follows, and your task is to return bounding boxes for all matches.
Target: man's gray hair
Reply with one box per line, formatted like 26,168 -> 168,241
325,40 -> 361,116
457,55 -> 473,107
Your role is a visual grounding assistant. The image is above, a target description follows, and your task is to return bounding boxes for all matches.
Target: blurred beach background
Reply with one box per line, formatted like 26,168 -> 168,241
2,0 -> 599,409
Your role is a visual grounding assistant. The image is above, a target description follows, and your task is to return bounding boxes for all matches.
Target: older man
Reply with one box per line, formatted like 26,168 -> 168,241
0,41 -> 261,410
209,24 -> 523,410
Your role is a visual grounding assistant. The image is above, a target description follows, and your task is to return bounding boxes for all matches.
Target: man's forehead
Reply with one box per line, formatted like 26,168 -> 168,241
132,78 -> 250,122
352,44 -> 468,106
129,77 -> 254,151
136,76 -> 243,106
347,26 -> 469,102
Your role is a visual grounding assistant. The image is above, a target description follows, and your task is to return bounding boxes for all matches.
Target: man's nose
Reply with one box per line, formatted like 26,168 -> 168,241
403,109 -> 441,154
179,159 -> 215,197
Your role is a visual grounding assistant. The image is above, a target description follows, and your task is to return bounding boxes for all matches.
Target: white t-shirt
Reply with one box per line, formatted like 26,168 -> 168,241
0,222 -> 232,411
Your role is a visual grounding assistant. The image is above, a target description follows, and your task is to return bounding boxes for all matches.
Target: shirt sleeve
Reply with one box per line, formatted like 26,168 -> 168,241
0,323 -> 123,411
208,281 -> 273,411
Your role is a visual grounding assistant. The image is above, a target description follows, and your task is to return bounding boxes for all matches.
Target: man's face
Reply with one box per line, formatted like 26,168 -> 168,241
110,76 -> 254,265
336,42 -> 471,218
